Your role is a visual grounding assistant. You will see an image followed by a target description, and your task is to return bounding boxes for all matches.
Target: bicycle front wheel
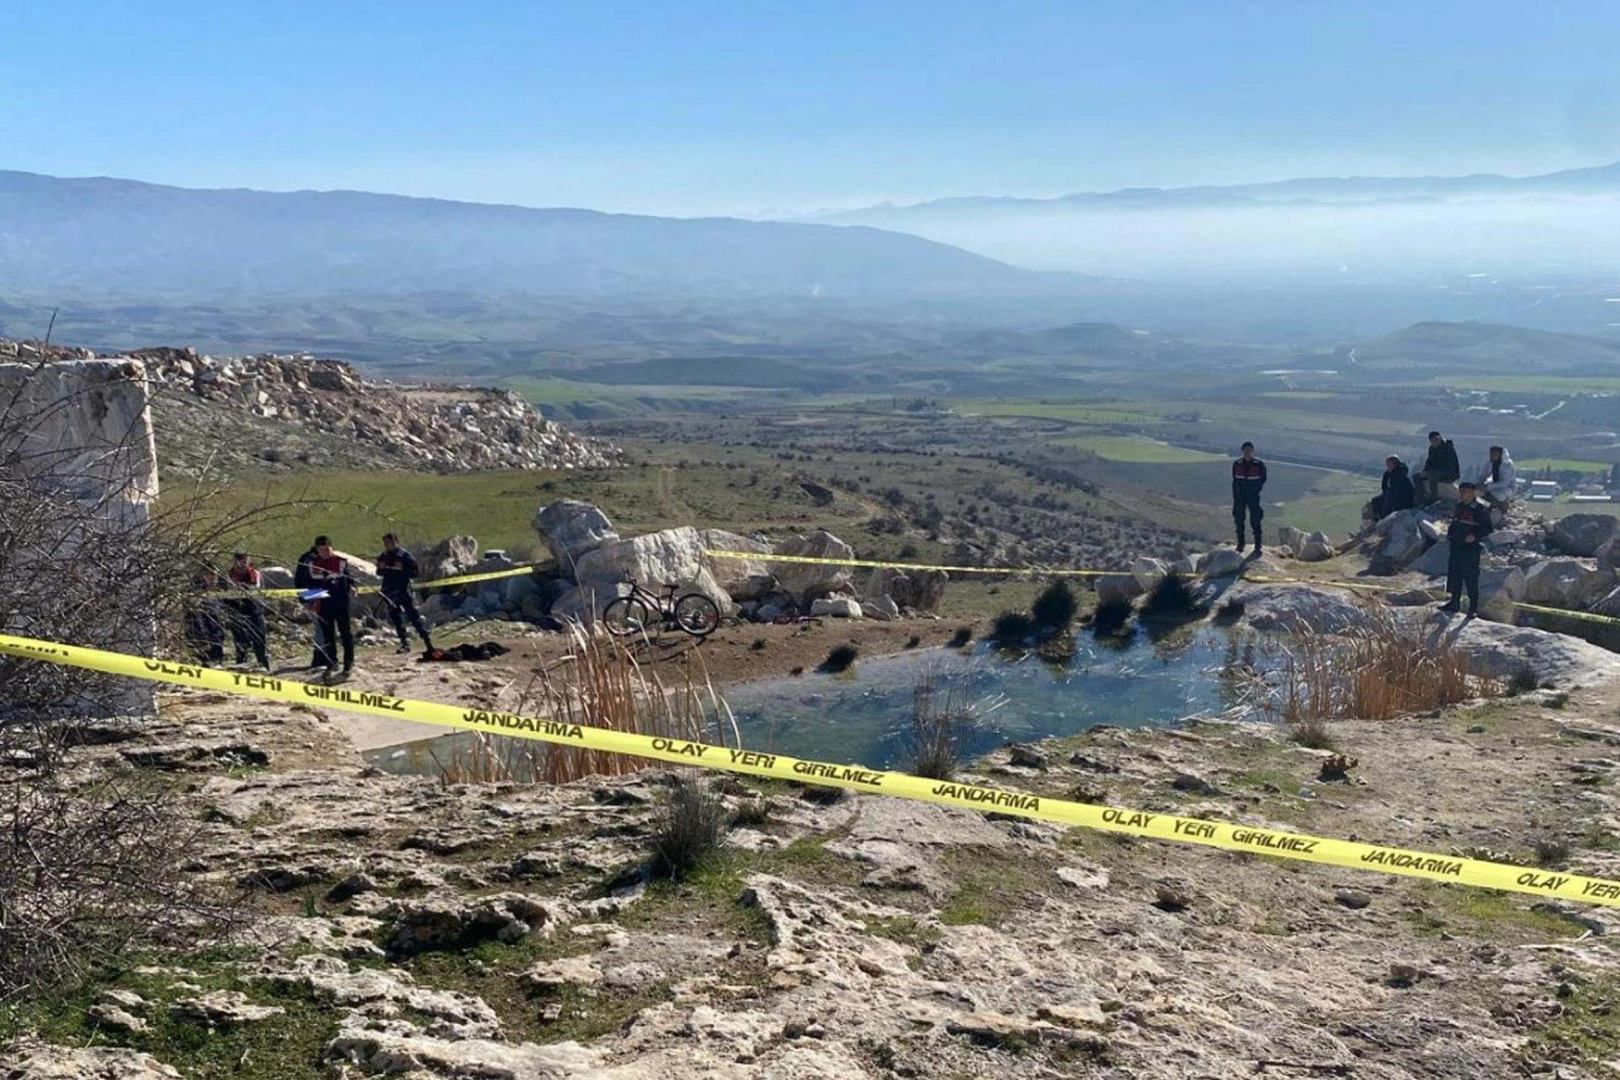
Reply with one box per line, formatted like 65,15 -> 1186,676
601,595 -> 655,637
673,593 -> 721,638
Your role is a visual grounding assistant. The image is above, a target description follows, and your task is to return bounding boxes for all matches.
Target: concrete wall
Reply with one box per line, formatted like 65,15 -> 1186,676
1,359 -> 159,715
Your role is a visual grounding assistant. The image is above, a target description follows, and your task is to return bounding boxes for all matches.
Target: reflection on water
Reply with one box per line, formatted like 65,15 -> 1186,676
365,625 -> 1268,776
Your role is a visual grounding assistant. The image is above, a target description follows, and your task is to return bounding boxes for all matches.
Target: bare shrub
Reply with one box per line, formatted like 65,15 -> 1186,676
1090,596 -> 1134,636
649,777 -> 727,881
1288,715 -> 1336,750
432,624 -> 738,786
904,666 -> 996,781
0,360 -> 262,1004
0,759 -> 238,1005
988,610 -> 1035,648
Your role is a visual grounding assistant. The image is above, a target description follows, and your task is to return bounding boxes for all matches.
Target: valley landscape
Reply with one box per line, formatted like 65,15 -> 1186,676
7,5 -> 1620,1077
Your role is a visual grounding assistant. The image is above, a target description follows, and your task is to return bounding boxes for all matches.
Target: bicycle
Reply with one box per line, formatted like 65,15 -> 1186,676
601,575 -> 722,639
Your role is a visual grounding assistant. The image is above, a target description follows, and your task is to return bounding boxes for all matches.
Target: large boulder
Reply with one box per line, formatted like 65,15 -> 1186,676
1476,567 -> 1529,619
1521,558 -> 1617,610
810,597 -> 863,618
1130,557 -> 1168,592
1366,511 -> 1429,574
698,529 -> 773,594
1408,541 -> 1451,578
864,566 -> 948,613
1297,531 -> 1334,562
572,527 -> 736,619
533,500 -> 619,571
1201,549 -> 1247,579
1593,586 -> 1620,618
1277,525 -> 1308,553
1095,573 -> 1144,607
1229,584 -> 1371,635
771,530 -> 856,603
421,535 -> 479,580
1550,513 -> 1620,558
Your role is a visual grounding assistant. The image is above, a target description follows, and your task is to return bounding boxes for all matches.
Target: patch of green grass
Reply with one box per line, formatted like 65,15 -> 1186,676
1056,435 -> 1222,464
1402,884 -> 1588,944
1229,768 -> 1300,793
2,946 -> 336,1080
863,915 -> 942,952
1531,974 -> 1620,1068
937,848 -> 1054,928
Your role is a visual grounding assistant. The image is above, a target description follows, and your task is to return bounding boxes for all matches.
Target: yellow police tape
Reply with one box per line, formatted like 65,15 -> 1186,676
240,564 -> 538,601
4,630 -> 1618,909
708,550 -> 1620,626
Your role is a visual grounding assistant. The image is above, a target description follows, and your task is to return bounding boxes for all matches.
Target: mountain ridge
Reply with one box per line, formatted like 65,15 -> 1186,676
0,169 -> 1050,301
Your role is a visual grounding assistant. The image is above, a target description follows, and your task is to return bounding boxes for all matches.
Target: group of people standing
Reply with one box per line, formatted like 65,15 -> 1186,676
187,532 -> 435,677
1234,431 -> 1521,620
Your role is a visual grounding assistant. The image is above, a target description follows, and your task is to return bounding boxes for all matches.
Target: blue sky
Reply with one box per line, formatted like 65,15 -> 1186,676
4,0 -> 1618,215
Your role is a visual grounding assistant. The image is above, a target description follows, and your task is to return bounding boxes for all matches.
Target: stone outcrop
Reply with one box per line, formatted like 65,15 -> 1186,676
1522,558 -> 1617,610
772,530 -> 856,604
534,500 -> 620,571
0,359 -> 159,716
1550,513 -> 1620,558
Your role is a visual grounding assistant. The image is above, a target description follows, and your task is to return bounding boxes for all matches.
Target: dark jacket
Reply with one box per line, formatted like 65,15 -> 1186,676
376,547 -> 420,598
1381,463 -> 1416,512
294,547 -> 319,590
1232,457 -> 1267,502
1421,439 -> 1461,484
1447,500 -> 1493,548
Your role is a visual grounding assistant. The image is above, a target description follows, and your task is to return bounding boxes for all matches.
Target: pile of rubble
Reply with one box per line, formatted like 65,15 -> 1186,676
0,338 -> 619,474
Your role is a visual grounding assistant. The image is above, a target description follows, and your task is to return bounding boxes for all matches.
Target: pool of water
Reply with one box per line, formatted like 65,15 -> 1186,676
365,624 -> 1270,776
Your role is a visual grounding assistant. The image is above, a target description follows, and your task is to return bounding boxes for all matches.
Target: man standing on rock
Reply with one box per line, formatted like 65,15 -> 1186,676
1231,441 -> 1267,555
1414,430 -> 1461,505
309,536 -> 355,677
377,532 -> 434,654
1440,481 -> 1492,617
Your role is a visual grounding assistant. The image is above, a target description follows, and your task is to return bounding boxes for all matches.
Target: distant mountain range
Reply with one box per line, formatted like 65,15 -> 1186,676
0,170 -> 1044,300
816,162 -> 1620,223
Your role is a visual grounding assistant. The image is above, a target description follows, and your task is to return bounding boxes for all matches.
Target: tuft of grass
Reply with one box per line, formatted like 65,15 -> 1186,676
750,638 -> 768,652
1090,595 -> 1133,636
818,643 -> 860,673
1139,572 -> 1205,620
989,609 -> 1036,647
649,778 -> 727,882
1506,666 -> 1539,695
730,799 -> 772,829
904,635 -> 922,649
947,626 -> 973,649
1031,580 -> 1079,633
1288,715 -> 1336,751
905,669 -> 972,781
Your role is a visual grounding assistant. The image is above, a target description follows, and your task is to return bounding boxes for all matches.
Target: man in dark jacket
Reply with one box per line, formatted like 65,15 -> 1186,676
376,532 -> 434,654
308,535 -> 355,676
294,540 -> 328,669
1371,455 -> 1416,519
1440,481 -> 1492,616
1414,430 -> 1461,505
1231,441 -> 1267,554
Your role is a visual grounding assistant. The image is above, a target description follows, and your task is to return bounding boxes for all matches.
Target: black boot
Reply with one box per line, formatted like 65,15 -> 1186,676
1235,528 -> 1246,553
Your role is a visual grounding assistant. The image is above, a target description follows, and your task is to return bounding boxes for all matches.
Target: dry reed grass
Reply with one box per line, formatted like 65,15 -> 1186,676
1259,612 -> 1496,725
430,622 -> 738,786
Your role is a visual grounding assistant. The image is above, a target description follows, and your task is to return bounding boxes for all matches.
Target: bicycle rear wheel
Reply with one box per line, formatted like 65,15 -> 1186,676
602,595 -> 655,637
673,593 -> 721,638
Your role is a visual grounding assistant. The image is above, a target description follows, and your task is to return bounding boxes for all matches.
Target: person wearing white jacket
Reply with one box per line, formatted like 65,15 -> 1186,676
1477,445 -> 1517,510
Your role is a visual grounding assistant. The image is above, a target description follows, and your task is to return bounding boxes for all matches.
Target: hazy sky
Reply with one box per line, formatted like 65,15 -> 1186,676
4,0 -> 1619,216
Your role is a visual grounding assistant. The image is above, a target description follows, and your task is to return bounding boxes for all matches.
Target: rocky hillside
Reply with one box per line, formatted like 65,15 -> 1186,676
0,338 -> 618,478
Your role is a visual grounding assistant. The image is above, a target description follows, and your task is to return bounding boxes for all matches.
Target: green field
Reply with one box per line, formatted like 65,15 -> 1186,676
1058,435 -> 1223,463
956,399 -> 1166,425
1516,458 -> 1614,474
199,460 -> 873,567
1432,375 -> 1620,394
